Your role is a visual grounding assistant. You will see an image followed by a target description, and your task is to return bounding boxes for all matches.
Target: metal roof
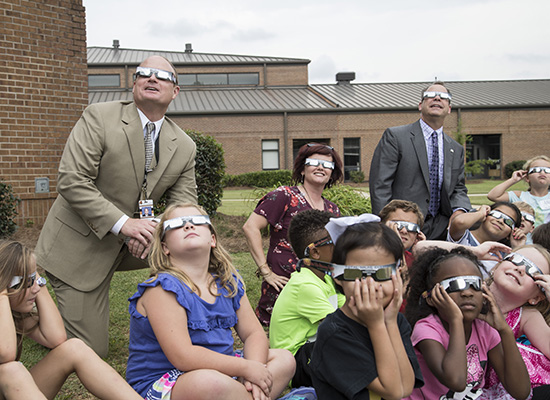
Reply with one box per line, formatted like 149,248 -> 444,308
90,79 -> 550,114
311,80 -> 550,109
87,47 -> 310,66
89,87 -> 334,114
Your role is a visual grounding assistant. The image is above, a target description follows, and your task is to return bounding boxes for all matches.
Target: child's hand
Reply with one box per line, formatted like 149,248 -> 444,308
472,241 -> 510,261
534,274 -> 550,298
429,283 -> 463,324
510,228 -> 526,248
384,272 -> 403,324
349,277 -> 384,328
242,360 -> 273,399
477,205 -> 491,220
478,283 -> 508,332
415,231 -> 427,244
511,169 -> 528,183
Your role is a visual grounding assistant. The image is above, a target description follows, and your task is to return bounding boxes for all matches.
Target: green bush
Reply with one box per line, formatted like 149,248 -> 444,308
504,160 -> 526,178
324,184 -> 371,216
349,170 -> 365,184
0,179 -> 20,238
223,170 -> 292,188
154,130 -> 225,216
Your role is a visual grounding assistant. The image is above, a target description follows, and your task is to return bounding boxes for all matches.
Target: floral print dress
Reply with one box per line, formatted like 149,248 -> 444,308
253,186 -> 340,326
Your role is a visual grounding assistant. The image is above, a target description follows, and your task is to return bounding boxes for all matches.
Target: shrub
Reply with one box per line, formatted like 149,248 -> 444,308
349,170 -> 365,184
504,160 -> 526,179
323,184 -> 371,216
154,130 -> 225,216
223,170 -> 292,188
0,179 -> 20,238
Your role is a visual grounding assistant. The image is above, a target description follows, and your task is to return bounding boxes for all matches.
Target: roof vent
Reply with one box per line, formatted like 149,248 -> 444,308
112,39 -> 120,49
185,43 -> 193,53
336,72 -> 355,85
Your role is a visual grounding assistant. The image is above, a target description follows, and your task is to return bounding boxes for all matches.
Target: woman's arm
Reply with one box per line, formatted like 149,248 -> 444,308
243,213 -> 288,291
0,290 -> 18,362
487,170 -> 526,202
25,285 -> 67,348
448,205 -> 490,241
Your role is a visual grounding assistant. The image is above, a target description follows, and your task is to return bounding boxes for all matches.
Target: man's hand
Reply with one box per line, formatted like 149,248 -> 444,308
121,218 -> 157,258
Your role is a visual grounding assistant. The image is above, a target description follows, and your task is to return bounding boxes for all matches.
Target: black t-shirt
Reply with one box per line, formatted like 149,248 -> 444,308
310,309 -> 423,400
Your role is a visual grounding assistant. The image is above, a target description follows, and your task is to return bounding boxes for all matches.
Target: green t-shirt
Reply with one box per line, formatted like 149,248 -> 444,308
269,267 -> 345,355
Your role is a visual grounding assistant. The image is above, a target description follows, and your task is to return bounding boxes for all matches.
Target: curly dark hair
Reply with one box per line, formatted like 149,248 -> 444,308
404,246 -> 482,328
291,143 -> 343,189
288,209 -> 337,258
331,222 -> 404,265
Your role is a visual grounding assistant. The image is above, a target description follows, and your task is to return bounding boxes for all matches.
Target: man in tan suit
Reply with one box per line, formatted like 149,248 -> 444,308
35,56 -> 197,357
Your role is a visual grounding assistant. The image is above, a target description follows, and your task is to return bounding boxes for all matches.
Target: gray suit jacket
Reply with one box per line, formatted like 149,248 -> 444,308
369,120 -> 471,239
35,101 -> 197,291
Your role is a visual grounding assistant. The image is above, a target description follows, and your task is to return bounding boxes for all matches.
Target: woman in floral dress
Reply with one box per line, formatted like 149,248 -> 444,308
243,143 -> 343,326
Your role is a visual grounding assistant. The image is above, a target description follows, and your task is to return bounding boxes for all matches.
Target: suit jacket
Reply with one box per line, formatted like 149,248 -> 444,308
369,119 -> 471,239
35,101 -> 197,291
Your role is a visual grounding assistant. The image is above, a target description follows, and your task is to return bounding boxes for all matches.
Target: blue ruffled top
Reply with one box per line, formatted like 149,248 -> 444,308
126,273 -> 244,396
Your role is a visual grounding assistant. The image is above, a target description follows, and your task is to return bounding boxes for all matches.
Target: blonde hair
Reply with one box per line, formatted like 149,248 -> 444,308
523,155 -> 550,171
513,201 -> 535,216
0,240 -> 39,359
148,203 -> 243,298
488,244 -> 550,324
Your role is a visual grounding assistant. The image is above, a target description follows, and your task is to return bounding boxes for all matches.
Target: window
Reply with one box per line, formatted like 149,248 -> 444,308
262,140 -> 279,170
343,138 -> 361,181
178,73 -> 259,86
88,74 -> 120,87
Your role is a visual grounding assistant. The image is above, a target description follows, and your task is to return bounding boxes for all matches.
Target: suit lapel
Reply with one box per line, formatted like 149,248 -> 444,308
443,133 -> 454,193
410,121 -> 430,189
121,103 -> 145,191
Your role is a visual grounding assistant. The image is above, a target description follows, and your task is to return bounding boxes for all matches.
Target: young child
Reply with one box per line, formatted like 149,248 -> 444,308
447,201 -> 524,259
484,244 -> 550,399
269,209 -> 344,388
379,199 -> 426,267
126,203 -> 295,400
515,201 -> 536,244
309,220 -> 423,400
488,155 -> 550,227
404,247 -> 530,400
0,240 -> 142,400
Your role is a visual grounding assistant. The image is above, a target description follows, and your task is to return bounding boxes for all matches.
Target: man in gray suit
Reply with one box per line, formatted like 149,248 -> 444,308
35,56 -> 197,356
369,81 -> 470,240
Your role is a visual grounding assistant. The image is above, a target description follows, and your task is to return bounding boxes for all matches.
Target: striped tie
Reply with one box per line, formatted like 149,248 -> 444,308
144,122 -> 155,173
428,130 -> 440,216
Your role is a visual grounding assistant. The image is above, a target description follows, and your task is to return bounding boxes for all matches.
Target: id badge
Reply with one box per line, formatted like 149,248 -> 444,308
139,199 -> 154,219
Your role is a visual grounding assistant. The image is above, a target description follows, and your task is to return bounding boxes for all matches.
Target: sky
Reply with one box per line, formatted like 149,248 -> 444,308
83,0 -> 550,84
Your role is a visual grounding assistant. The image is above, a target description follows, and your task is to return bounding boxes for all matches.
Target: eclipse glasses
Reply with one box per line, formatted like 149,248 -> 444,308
503,252 -> 545,292
134,66 -> 177,84
297,258 -> 399,281
392,220 -> 421,233
305,158 -> 335,170
422,91 -> 452,101
9,272 -> 47,290
162,215 -> 211,238
489,210 -> 515,229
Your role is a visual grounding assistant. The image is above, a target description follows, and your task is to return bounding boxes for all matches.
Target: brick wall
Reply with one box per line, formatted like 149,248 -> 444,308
0,0 -> 87,227
173,107 -> 550,179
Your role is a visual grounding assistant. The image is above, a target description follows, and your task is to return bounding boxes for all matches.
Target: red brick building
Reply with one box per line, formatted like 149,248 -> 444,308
0,0 -> 87,226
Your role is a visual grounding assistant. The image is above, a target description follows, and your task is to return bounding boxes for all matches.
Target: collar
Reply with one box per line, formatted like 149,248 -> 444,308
420,118 -> 443,140
137,108 -> 164,136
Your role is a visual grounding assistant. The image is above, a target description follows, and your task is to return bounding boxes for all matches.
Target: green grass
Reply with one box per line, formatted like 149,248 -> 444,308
20,256 -> 259,399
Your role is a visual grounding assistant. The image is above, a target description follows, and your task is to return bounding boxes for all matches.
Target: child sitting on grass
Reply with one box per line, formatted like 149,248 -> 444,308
379,199 -> 425,267
309,219 -> 423,400
269,209 -> 344,388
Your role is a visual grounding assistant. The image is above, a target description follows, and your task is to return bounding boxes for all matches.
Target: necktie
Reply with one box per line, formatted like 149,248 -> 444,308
429,130 -> 440,216
144,122 -> 155,173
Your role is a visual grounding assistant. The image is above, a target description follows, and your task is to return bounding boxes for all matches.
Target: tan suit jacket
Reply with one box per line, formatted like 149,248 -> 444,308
35,101 -> 197,291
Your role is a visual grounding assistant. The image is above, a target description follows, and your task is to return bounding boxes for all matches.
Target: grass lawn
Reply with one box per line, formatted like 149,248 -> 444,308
19,179 -> 518,398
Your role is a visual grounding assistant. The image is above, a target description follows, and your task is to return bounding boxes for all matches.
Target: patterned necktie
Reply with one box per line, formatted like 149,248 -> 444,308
144,122 -> 155,173
429,130 -> 440,216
